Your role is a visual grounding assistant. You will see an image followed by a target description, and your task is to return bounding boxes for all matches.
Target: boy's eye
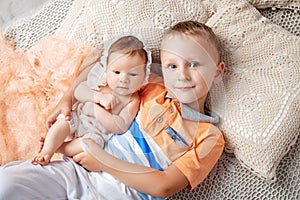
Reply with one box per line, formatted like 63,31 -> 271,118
190,62 -> 200,68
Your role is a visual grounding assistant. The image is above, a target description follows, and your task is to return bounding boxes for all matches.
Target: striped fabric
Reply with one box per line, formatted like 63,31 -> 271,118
106,114 -> 170,200
103,82 -> 224,198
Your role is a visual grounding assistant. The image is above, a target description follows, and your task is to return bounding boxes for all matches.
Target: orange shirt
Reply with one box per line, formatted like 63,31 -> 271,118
138,81 -> 225,189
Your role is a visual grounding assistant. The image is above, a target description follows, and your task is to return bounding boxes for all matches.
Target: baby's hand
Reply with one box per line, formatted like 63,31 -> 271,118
98,93 -> 114,110
82,102 -> 97,117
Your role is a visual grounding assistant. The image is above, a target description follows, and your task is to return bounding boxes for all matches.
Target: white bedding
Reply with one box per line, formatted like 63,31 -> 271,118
0,0 -> 48,28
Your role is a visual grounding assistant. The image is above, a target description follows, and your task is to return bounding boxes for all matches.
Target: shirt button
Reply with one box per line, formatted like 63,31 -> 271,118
175,102 -> 180,106
170,108 -> 174,113
157,117 -> 163,123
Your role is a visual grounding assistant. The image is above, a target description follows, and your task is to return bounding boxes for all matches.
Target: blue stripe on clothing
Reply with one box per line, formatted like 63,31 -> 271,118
129,120 -> 163,171
107,119 -> 166,200
107,135 -> 145,167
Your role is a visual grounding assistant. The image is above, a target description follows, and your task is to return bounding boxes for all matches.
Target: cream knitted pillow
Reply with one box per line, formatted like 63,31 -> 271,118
207,0 -> 300,181
54,0 -> 212,65
248,0 -> 300,11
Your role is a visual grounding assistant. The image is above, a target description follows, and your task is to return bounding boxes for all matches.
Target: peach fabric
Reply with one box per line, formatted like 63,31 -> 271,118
0,34 -> 93,165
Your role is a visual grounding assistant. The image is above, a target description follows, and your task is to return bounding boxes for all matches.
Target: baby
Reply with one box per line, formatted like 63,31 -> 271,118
32,35 -> 151,165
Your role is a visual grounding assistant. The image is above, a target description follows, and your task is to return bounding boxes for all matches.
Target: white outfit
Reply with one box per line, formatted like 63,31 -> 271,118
0,114 -> 169,200
62,101 -> 112,148
0,157 -> 141,200
62,62 -> 113,147
68,39 -> 152,147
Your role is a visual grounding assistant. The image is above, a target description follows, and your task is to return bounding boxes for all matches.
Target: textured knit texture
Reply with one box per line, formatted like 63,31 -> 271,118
260,7 -> 300,36
53,0 -> 212,66
206,0 -> 300,182
4,0 -> 74,50
248,0 -> 300,10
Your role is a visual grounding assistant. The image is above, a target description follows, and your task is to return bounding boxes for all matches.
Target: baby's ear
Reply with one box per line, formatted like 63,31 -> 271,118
213,61 -> 225,83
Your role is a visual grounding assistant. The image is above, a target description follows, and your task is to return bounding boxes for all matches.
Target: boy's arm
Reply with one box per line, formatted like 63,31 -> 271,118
46,64 -> 94,128
73,140 -> 189,198
84,95 -> 140,133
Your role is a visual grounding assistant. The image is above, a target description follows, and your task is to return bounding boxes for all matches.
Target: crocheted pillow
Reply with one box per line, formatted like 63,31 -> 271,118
248,0 -> 300,11
207,0 -> 300,181
54,0 -> 212,65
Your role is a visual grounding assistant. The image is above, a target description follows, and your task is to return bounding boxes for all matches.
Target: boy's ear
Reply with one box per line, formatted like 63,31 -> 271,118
213,61 -> 225,83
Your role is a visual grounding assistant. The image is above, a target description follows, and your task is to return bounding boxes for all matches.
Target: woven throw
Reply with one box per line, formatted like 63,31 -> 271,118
207,0 -> 300,181
4,0 -> 74,50
53,0 -> 212,67
248,0 -> 300,11
260,7 -> 300,36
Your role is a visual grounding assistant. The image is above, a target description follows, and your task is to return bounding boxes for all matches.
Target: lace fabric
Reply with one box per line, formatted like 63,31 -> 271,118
3,0 -> 75,50
248,0 -> 300,11
206,0 -> 300,182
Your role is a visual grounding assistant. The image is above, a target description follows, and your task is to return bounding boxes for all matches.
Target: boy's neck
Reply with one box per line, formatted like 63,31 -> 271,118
184,99 -> 205,114
166,92 -> 206,114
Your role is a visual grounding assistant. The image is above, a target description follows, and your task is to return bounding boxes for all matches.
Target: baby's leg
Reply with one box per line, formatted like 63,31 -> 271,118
32,118 -> 70,165
57,138 -> 83,157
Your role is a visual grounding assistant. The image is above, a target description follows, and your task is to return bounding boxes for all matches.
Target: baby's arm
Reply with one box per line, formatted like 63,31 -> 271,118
82,94 -> 140,133
74,81 -> 101,103
108,94 -> 140,132
100,94 -> 140,133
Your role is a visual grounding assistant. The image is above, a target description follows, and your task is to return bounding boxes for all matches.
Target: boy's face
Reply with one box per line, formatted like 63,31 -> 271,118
160,33 -> 224,110
106,52 -> 146,96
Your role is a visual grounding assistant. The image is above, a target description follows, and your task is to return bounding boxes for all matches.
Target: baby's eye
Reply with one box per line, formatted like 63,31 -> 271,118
113,71 -> 120,74
190,62 -> 200,68
167,64 -> 177,70
129,73 -> 137,77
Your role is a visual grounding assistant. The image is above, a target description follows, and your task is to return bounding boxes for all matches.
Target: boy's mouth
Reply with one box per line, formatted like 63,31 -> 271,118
175,86 -> 195,91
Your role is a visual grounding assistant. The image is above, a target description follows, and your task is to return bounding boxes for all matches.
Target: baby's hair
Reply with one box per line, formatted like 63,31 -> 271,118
107,36 -> 148,64
164,20 -> 220,59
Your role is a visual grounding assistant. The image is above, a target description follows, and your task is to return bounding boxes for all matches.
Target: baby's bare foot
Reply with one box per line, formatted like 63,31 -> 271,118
32,150 -> 53,166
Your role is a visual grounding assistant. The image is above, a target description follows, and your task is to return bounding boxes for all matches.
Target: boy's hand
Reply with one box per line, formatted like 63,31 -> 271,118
72,151 -> 102,172
46,99 -> 72,129
38,137 -> 45,153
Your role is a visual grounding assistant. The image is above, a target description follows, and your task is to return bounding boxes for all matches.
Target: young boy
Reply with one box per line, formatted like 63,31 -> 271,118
0,21 -> 225,199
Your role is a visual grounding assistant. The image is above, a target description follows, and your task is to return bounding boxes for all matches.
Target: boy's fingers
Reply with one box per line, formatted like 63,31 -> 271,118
61,108 -> 71,120
38,137 -> 45,153
45,110 -> 60,128
39,137 -> 45,142
72,153 -> 82,163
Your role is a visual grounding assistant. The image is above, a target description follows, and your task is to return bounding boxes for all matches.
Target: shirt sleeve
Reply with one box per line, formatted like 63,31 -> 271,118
172,123 -> 225,190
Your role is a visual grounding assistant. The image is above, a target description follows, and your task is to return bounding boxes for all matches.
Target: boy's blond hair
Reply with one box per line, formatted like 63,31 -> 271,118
163,20 -> 220,60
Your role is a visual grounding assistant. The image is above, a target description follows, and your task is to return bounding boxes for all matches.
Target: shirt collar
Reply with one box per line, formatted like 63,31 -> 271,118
166,93 -> 219,124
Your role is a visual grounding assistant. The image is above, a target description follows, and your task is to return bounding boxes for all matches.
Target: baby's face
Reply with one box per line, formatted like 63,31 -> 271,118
160,33 -> 223,110
106,52 -> 146,96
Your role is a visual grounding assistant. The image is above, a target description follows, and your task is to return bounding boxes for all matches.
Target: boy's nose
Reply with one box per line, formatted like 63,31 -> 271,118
178,67 -> 191,81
